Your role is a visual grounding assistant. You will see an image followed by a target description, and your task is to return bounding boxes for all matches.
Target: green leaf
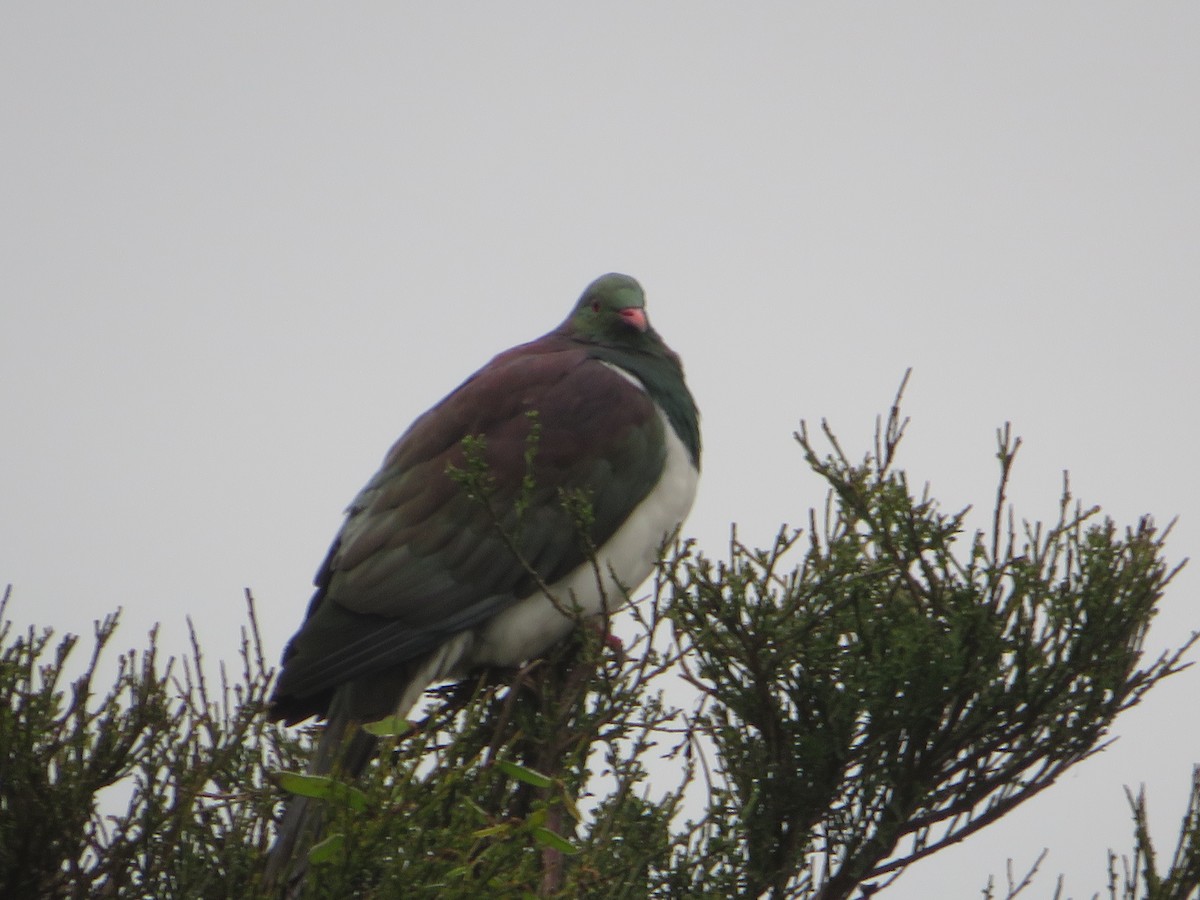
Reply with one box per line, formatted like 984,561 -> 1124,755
465,799 -> 490,821
494,758 -> 553,788
308,832 -> 345,865
362,714 -> 415,737
525,807 -> 548,828
560,794 -> 583,823
531,827 -> 579,855
471,823 -> 512,839
273,771 -> 369,812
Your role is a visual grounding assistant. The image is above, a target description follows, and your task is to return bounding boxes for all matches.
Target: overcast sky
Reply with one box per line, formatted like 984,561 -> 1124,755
3,5 -> 1198,896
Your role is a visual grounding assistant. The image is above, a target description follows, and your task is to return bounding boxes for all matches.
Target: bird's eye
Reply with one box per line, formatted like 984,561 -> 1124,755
591,301 -> 601,313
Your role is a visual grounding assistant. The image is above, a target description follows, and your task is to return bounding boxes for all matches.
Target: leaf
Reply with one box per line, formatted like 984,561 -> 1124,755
273,771 -> 368,812
495,758 -> 553,788
308,832 -> 345,865
362,714 -> 415,737
465,799 -> 490,821
531,827 -> 579,855
561,794 -> 584,823
472,823 -> 513,839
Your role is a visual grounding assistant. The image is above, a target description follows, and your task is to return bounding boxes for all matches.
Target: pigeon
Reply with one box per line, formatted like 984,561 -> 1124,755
264,273 -> 700,886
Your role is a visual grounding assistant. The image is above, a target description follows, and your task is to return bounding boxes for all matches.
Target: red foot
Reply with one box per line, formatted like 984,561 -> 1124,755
584,623 -> 625,664
602,631 -> 624,654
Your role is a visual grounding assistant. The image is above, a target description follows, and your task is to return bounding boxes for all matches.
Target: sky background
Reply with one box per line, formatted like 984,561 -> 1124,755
2,4 -> 1198,896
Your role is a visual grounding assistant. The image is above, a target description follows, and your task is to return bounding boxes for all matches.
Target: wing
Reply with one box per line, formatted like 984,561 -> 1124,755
270,335 -> 665,720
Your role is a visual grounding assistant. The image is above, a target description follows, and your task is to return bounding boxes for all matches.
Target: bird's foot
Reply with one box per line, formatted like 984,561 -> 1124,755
585,621 -> 625,665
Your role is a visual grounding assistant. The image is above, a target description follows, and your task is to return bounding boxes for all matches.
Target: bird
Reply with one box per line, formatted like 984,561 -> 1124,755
263,273 -> 701,888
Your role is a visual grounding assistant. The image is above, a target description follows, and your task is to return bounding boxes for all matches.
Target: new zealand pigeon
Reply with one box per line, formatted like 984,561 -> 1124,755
264,273 -> 700,885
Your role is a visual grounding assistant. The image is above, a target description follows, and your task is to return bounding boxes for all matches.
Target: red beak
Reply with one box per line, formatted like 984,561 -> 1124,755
619,307 -> 648,332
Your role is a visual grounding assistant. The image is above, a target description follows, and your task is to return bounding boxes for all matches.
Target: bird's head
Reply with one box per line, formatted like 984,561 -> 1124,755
562,273 -> 659,347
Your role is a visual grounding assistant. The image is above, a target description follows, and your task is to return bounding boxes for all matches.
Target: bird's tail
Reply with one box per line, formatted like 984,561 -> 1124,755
262,634 -> 475,896
262,696 -> 378,898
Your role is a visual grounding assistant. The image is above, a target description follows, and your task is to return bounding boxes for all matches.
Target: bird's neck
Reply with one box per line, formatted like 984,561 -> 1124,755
591,345 -> 701,469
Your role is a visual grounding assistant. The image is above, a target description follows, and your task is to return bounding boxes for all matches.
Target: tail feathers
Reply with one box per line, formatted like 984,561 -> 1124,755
262,634 -> 476,897
262,699 -> 377,897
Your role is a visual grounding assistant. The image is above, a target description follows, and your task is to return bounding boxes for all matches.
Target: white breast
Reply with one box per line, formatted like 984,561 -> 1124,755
472,405 -> 699,667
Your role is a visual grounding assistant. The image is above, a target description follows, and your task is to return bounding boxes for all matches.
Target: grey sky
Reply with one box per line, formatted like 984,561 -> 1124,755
2,5 -> 1198,896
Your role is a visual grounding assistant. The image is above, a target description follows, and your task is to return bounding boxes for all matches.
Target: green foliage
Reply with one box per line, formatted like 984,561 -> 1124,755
666,388 -> 1196,898
980,770 -> 1200,900
667,396 -> 1190,900
275,595 -> 690,899
2,389 -> 1197,899
0,588 -> 308,898
1109,772 -> 1200,900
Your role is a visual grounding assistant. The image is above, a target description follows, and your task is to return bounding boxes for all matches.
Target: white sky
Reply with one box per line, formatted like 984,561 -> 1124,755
2,5 -> 1198,897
